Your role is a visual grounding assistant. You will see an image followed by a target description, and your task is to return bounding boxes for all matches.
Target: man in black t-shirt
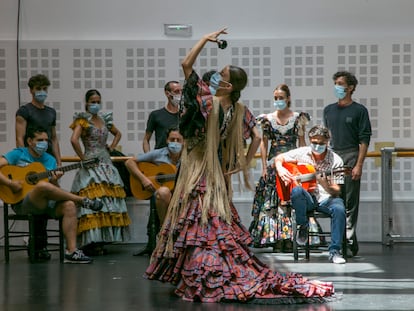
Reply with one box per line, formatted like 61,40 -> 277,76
142,81 -> 182,152
323,71 -> 372,258
16,74 -> 61,166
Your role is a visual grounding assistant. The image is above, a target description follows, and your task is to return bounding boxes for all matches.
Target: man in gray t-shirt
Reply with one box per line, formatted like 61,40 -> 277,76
126,128 -> 183,256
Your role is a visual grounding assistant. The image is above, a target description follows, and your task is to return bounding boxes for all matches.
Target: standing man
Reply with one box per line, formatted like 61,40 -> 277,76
323,71 -> 372,257
15,74 -> 62,261
142,81 -> 182,153
16,74 -> 61,166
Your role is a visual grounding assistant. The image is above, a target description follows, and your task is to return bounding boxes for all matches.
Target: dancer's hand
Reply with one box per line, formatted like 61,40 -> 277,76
203,27 -> 228,43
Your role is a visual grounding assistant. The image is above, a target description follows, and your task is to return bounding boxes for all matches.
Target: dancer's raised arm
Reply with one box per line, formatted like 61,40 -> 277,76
182,28 -> 227,80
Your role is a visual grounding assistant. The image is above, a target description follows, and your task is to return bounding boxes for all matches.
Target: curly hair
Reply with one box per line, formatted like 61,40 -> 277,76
28,74 -> 50,89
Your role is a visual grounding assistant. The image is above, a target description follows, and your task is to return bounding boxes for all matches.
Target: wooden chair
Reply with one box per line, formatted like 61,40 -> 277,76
3,202 -> 64,263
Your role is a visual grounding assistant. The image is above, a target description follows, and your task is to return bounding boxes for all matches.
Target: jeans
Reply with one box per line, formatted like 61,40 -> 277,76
291,186 -> 346,253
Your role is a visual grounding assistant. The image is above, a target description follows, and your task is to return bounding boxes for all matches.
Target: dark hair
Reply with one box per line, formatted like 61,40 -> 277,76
308,125 -> 330,139
28,74 -> 50,89
202,70 -> 217,83
274,83 -> 291,107
333,71 -> 358,94
228,65 -> 248,104
85,89 -> 101,102
164,81 -> 180,92
26,126 -> 48,142
166,127 -> 180,138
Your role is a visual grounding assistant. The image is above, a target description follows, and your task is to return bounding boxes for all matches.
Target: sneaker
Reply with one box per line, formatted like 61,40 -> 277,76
296,225 -> 308,246
329,251 -> 346,264
29,248 -> 52,262
82,198 -> 103,211
35,248 -> 52,261
64,249 -> 93,264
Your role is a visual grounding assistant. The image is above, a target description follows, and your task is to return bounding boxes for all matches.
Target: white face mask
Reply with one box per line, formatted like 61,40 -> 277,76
170,94 -> 181,106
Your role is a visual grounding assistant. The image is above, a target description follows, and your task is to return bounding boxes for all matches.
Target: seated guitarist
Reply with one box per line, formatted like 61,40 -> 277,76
0,127 -> 103,263
125,127 -> 183,256
274,125 -> 347,264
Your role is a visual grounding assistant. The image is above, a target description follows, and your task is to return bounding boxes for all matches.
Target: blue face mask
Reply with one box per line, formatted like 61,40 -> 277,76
209,72 -> 222,96
34,90 -> 48,103
167,142 -> 182,154
334,85 -> 347,100
273,99 -> 287,110
88,103 -> 101,115
310,143 -> 327,155
34,141 -> 48,156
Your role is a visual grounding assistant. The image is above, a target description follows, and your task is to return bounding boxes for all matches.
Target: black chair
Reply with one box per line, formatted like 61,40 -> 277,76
3,203 -> 64,263
292,209 -> 347,261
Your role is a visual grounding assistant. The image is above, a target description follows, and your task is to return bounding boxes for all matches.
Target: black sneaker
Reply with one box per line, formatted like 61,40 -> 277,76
82,198 -> 103,211
29,248 -> 52,262
35,248 -> 52,261
296,225 -> 308,246
64,249 -> 93,264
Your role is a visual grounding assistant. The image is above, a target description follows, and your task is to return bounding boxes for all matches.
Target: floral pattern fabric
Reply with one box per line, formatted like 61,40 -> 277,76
70,111 -> 131,247
250,112 -> 310,248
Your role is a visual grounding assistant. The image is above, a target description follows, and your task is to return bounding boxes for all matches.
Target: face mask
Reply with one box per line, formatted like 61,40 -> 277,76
273,99 -> 287,110
310,143 -> 327,155
167,142 -> 182,154
88,103 -> 101,115
334,85 -> 347,100
34,90 -> 48,103
34,141 -> 48,156
209,72 -> 222,96
170,94 -> 181,106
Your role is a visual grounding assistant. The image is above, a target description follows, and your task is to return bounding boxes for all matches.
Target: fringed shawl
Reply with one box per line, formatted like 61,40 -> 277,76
162,97 -> 251,257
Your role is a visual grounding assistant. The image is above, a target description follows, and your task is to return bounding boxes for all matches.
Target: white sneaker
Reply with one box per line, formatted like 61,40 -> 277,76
329,252 -> 346,264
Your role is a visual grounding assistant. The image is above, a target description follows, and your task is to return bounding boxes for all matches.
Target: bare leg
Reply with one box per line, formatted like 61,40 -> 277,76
55,200 -> 78,253
155,186 -> 172,225
28,181 -> 85,210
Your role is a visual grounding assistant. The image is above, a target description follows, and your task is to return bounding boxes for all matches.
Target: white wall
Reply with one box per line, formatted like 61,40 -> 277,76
1,0 -> 414,244
2,0 -> 414,41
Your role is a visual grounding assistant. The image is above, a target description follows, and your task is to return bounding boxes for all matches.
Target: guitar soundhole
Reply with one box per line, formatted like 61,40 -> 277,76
26,172 -> 39,185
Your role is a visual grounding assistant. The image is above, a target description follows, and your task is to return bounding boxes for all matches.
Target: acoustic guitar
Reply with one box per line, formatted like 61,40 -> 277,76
0,158 -> 99,204
129,162 -> 176,200
276,162 -> 351,202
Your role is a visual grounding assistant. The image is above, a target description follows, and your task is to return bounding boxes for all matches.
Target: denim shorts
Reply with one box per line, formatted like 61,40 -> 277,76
12,195 -> 58,219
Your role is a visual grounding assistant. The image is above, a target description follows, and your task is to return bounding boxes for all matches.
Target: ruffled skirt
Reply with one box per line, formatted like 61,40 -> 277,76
145,194 -> 334,303
71,153 -> 131,246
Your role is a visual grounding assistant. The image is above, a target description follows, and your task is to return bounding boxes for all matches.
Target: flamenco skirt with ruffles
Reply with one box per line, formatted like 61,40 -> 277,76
71,153 -> 131,247
145,195 -> 334,304
249,165 -> 293,248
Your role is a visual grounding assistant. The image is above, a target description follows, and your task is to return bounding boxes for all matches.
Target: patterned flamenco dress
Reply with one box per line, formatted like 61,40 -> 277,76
70,112 -> 131,250
250,112 -> 310,250
144,71 -> 334,304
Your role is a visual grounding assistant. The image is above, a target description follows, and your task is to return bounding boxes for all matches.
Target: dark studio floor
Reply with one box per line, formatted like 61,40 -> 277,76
0,242 -> 413,311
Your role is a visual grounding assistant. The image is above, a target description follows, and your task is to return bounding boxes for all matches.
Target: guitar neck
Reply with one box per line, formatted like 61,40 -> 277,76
35,162 -> 83,180
155,174 -> 176,183
296,168 -> 344,183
